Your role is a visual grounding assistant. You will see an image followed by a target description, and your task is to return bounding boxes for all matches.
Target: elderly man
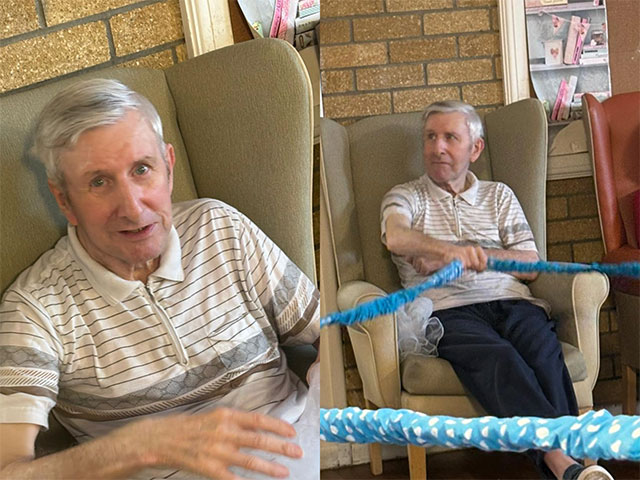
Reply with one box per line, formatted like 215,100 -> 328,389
380,100 -> 613,480
0,79 -> 319,480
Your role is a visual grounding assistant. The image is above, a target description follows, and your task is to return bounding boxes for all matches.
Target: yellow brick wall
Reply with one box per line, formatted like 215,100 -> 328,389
546,178 -> 621,406
319,0 -> 503,122
320,0 -> 624,408
0,0 -> 186,95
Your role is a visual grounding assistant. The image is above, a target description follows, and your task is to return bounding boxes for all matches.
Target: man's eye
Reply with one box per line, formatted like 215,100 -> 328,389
135,165 -> 149,175
90,178 -> 105,187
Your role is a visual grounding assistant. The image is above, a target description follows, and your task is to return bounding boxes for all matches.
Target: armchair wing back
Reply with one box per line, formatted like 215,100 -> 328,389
583,92 -> 640,268
0,38 -> 316,295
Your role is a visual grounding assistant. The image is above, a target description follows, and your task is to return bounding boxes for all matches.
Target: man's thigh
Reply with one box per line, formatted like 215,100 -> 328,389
436,303 -> 504,344
493,300 -> 563,366
435,303 -> 514,365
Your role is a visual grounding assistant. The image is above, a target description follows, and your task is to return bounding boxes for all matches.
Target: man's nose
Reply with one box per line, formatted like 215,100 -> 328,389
433,136 -> 447,154
116,181 -> 144,221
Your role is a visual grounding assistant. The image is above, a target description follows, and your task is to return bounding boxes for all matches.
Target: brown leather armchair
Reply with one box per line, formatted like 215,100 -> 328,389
583,92 -> 640,415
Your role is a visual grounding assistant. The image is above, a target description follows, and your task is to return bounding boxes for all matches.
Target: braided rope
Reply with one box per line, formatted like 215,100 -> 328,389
320,259 -> 640,459
320,260 -> 463,328
320,408 -> 640,461
487,258 -> 640,277
320,258 -> 640,328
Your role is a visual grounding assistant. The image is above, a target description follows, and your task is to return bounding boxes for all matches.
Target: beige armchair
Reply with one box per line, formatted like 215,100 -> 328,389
1,38 -> 316,455
320,99 -> 609,479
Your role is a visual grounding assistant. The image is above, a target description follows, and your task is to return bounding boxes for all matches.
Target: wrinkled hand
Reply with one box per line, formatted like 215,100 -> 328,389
445,245 -> 487,272
410,256 -> 446,275
410,245 -> 487,275
122,407 -> 302,479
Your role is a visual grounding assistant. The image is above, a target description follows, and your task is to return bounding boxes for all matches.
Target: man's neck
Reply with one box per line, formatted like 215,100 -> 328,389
434,174 -> 470,196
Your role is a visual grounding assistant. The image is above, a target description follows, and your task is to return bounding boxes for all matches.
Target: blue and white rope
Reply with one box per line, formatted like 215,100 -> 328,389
320,258 -> 640,460
320,408 -> 640,461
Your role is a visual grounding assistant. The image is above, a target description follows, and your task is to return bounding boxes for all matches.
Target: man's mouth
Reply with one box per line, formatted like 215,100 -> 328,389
120,224 -> 153,235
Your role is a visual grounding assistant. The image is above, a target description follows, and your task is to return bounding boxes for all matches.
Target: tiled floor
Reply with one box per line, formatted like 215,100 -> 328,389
321,450 -> 640,480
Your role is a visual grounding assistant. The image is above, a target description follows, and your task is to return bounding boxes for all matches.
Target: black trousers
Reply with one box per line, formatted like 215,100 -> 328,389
435,299 -> 578,419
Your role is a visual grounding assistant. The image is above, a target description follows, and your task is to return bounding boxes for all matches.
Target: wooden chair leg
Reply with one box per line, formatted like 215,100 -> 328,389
407,444 -> 427,480
368,442 -> 383,475
577,408 -> 597,467
364,399 -> 384,475
623,364 -> 638,415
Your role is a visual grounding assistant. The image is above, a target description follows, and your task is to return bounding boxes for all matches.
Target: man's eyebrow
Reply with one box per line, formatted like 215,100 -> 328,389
424,129 -> 461,136
79,156 -> 157,178
80,168 -> 109,180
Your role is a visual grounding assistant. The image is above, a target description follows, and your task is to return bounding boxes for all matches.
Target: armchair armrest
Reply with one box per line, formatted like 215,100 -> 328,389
529,272 -> 609,390
338,280 -> 401,409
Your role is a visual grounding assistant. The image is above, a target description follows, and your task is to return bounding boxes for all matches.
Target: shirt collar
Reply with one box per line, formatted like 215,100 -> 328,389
422,171 -> 479,205
67,225 -> 184,305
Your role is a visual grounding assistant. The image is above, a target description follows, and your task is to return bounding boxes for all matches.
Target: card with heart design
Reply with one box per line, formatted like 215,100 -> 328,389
544,39 -> 564,65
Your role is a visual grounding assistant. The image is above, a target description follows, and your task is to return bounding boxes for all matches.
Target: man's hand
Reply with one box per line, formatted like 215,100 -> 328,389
445,245 -> 488,272
0,409 -> 302,480
386,214 -> 487,274
409,256 -> 446,275
127,407 -> 302,479
410,245 -> 487,275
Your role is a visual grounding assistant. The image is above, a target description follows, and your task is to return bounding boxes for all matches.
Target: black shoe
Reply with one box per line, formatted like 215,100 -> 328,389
563,464 -> 615,480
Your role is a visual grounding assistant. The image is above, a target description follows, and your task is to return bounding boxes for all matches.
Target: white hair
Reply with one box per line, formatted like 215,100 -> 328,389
32,78 -> 165,188
422,100 -> 484,144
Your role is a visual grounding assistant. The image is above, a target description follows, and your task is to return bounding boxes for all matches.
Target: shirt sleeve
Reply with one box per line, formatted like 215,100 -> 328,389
380,183 -> 417,245
496,184 -> 539,253
0,290 -> 61,428
234,210 -> 319,347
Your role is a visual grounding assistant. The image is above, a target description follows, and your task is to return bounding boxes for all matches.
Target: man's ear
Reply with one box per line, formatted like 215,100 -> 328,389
48,180 -> 78,226
469,138 -> 485,164
164,143 -> 176,193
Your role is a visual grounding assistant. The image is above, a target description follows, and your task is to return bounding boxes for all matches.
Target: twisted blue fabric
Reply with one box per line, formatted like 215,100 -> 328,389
320,258 -> 640,460
320,258 -> 640,328
320,260 -> 464,327
487,258 -> 640,277
321,407 -> 640,461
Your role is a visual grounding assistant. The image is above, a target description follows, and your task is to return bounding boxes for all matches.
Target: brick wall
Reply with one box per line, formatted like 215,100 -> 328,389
0,0 -> 186,95
547,177 -> 622,406
319,0 -> 625,409
319,0 -> 503,122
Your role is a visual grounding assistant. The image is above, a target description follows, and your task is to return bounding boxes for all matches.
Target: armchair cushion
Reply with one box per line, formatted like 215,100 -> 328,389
401,342 -> 587,396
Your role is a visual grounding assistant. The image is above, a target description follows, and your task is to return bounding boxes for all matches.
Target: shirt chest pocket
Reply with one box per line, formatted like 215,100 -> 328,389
192,299 -> 275,370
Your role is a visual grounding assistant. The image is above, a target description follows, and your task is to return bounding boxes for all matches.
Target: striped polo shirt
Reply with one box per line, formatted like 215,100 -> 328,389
381,172 -> 549,313
0,199 -> 319,438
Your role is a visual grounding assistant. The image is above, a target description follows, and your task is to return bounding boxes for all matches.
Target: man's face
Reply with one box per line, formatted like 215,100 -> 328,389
49,110 -> 176,280
423,111 -> 484,194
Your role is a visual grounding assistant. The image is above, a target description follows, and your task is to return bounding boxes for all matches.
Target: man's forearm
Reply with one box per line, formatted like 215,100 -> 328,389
385,222 -> 452,261
0,431 -> 146,480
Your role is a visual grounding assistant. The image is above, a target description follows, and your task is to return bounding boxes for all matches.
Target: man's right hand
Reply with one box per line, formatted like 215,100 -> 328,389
411,245 -> 487,275
444,244 -> 488,272
0,408 -> 302,480
385,214 -> 487,274
119,407 -> 303,479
